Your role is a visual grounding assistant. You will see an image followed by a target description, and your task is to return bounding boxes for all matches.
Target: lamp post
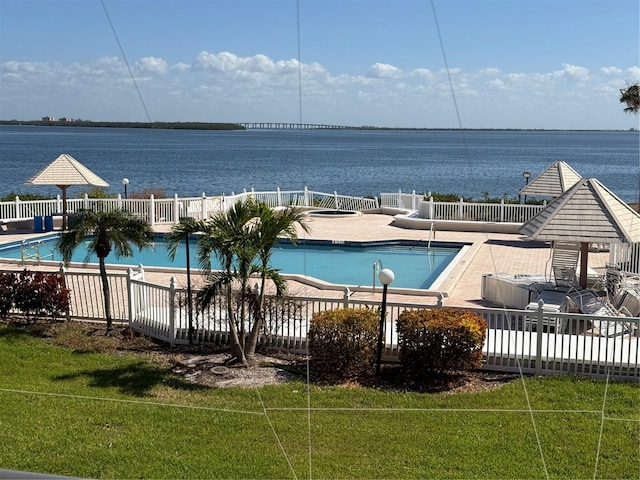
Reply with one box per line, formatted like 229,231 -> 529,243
122,178 -> 129,199
376,268 -> 394,377
522,171 -> 531,204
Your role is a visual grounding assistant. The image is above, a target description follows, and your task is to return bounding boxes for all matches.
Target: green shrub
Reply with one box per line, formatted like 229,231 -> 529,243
0,192 -> 53,202
309,308 -> 379,381
76,187 -> 116,199
129,187 -> 167,199
397,308 -> 487,376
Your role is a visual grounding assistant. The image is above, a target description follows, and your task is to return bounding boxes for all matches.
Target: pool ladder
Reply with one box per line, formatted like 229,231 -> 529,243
20,240 -> 55,263
373,259 -> 383,291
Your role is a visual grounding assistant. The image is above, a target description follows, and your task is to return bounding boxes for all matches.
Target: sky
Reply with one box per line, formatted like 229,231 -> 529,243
1,0 -> 639,130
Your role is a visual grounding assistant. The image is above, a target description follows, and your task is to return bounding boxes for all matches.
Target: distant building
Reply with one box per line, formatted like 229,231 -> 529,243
59,117 -> 73,122
41,116 -> 55,122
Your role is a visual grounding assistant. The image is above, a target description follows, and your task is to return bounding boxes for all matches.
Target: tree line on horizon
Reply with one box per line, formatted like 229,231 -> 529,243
0,119 -> 244,130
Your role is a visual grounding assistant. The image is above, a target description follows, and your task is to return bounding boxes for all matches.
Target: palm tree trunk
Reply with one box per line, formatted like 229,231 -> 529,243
226,284 -> 247,365
245,275 -> 266,360
99,256 -> 112,332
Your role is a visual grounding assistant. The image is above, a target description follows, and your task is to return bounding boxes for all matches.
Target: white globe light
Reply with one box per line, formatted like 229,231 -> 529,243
378,268 -> 395,286
122,178 -> 129,186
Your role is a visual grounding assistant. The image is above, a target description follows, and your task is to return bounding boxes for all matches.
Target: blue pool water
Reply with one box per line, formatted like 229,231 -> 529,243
0,235 -> 465,290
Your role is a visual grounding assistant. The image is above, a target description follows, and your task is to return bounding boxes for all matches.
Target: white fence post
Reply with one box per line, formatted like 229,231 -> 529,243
304,186 -> 309,207
500,199 -> 505,222
127,267 -> 135,324
343,287 -> 351,307
169,277 -> 176,346
458,197 -> 464,220
429,196 -> 434,220
412,190 -> 417,210
334,191 -> 339,210
277,188 -> 282,207
56,195 -> 62,214
201,193 -> 206,220
14,196 -> 21,219
173,194 -> 179,223
149,195 -> 155,227
535,299 -> 544,375
117,194 -> 123,209
59,262 -> 71,321
84,193 -> 89,210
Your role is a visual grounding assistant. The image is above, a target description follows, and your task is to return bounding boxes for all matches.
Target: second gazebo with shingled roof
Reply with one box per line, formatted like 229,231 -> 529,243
519,161 -> 582,199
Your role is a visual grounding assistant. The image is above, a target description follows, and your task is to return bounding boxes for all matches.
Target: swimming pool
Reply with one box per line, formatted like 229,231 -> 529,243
0,235 -> 468,290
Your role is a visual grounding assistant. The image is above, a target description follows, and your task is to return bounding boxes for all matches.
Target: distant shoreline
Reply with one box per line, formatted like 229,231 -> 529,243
0,119 -> 636,132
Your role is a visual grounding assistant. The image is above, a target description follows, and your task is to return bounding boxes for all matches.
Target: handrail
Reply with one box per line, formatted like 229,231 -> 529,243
373,259 -> 382,291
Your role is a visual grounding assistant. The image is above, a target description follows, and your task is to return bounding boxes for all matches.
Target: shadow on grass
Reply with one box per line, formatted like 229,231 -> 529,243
53,361 -> 208,397
0,324 -> 40,344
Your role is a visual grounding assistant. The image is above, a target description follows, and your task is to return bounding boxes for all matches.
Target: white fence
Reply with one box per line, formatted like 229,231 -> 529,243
126,275 -> 640,379
0,188 -> 378,227
21,266 -> 634,381
380,190 -> 546,224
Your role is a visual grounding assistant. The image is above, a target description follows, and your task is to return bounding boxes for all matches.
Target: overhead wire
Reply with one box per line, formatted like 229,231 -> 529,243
100,0 -> 153,123
429,0 -> 550,477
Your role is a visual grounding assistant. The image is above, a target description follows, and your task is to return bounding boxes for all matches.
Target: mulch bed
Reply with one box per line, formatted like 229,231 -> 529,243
12,319 -> 521,392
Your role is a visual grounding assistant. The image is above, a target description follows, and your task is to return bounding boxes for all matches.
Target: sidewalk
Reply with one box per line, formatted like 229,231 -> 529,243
0,214 -> 611,308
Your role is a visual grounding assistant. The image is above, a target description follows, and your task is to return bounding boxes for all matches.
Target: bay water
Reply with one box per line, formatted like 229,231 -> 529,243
1,125 -> 638,203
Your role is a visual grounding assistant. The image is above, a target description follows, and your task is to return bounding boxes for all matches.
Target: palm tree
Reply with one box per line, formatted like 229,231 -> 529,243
194,200 -> 310,364
57,209 -> 155,332
620,82 -> 640,210
620,83 -> 640,114
244,204 -> 310,359
165,217 -> 207,345
195,200 -> 260,365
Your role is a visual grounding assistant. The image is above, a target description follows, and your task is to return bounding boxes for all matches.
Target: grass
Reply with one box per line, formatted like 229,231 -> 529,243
0,323 -> 638,479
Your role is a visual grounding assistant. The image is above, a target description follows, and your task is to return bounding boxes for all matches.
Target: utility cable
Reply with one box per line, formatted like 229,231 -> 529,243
430,0 -> 551,477
101,0 -> 153,123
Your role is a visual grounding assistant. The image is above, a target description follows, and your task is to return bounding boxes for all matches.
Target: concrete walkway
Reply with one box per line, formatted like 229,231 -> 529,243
0,213 -> 610,308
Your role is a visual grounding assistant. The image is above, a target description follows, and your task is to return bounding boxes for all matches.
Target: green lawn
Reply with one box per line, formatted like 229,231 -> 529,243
0,324 -> 638,479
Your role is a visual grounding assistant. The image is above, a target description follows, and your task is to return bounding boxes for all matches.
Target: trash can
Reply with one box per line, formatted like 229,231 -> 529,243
33,216 -> 44,233
44,215 -> 54,232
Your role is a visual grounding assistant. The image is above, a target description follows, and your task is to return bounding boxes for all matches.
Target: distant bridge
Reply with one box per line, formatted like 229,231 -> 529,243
238,122 -> 352,130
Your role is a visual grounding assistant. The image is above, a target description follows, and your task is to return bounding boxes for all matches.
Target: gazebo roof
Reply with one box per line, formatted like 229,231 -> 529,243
519,161 -> 582,198
25,154 -> 109,187
519,177 -> 640,244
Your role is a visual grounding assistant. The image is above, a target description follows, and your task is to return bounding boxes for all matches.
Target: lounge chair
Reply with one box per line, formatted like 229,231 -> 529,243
549,241 -> 581,289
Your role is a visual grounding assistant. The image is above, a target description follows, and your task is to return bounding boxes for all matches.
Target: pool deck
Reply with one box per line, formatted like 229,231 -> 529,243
0,213 -> 610,309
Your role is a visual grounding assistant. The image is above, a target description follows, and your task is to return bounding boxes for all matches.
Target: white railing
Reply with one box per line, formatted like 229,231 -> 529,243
610,242 -> 640,277
0,188 -> 378,227
128,277 -> 640,379
0,189 -> 550,227
50,265 -> 640,379
381,190 -> 546,224
4,265 -> 638,379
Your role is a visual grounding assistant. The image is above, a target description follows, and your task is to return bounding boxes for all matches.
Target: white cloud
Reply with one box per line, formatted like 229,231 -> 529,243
137,57 -> 168,74
172,62 -> 190,72
626,66 -> 640,80
601,66 -> 622,75
478,67 -> 501,76
1,49 -> 638,128
559,63 -> 590,81
366,63 -> 402,79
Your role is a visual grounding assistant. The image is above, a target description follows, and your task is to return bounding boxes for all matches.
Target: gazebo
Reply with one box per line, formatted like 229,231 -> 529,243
25,154 -> 109,229
520,177 -> 640,289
